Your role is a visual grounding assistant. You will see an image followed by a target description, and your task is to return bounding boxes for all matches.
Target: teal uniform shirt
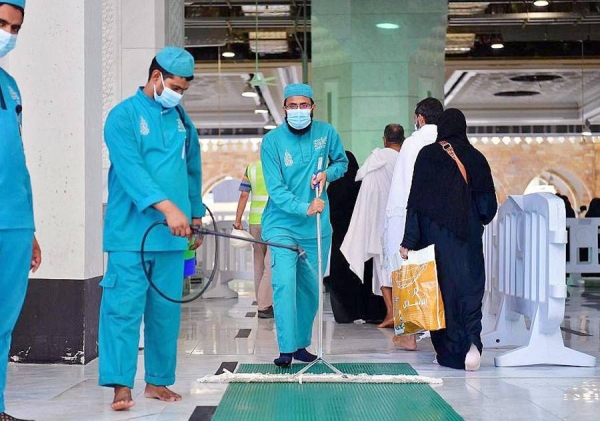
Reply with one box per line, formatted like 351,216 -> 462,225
103,88 -> 204,252
0,68 -> 34,230
260,120 -> 348,240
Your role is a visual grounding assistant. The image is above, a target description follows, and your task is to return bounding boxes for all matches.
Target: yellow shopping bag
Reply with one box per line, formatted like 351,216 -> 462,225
392,245 -> 445,336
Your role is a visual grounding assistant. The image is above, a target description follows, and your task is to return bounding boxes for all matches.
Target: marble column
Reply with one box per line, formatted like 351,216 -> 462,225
312,0 -> 447,163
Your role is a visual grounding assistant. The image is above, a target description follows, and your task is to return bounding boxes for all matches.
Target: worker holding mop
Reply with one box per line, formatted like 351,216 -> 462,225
260,83 -> 348,367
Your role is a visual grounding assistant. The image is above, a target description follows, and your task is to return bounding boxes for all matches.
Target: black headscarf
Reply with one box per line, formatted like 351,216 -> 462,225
406,108 -> 495,240
586,198 -> 600,217
556,194 -> 576,218
327,151 -> 360,242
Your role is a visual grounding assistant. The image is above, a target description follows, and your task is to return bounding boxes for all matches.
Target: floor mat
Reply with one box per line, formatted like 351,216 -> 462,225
210,362 -> 463,421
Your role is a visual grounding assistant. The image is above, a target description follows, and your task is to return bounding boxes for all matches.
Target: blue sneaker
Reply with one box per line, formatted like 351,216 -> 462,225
274,353 -> 293,368
293,348 -> 317,362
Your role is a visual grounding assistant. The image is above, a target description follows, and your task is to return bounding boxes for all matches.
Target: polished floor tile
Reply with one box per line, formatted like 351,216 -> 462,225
4,281 -> 600,420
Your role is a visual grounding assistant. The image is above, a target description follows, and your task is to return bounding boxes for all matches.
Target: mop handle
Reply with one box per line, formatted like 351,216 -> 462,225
315,179 -> 324,359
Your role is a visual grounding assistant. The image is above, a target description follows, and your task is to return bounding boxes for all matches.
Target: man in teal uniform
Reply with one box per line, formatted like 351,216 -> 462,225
0,2 -> 42,420
100,46 -> 204,411
260,83 -> 348,367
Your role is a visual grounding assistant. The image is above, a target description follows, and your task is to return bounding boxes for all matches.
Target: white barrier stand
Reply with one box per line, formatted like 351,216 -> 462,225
196,220 -> 253,299
481,218 -> 500,337
482,193 -> 596,367
566,217 -> 600,283
482,197 -> 530,349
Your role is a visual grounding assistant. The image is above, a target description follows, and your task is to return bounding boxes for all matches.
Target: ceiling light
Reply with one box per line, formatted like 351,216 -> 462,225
242,85 -> 258,98
489,34 -> 504,49
376,23 -> 399,29
255,103 -> 269,114
445,47 -> 472,53
222,46 -> 235,58
533,1 -> 549,7
264,117 -> 277,130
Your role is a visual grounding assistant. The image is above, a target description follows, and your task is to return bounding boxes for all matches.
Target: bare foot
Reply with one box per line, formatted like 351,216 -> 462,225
144,384 -> 182,402
111,386 -> 135,411
392,334 -> 418,351
377,318 -> 394,329
464,344 -> 481,371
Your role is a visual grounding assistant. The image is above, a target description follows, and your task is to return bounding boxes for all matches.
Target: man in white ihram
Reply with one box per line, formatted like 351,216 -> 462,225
382,97 -> 443,350
341,124 -> 404,325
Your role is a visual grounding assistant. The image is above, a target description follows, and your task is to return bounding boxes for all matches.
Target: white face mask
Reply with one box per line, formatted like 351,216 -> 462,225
153,73 -> 183,108
0,30 -> 17,58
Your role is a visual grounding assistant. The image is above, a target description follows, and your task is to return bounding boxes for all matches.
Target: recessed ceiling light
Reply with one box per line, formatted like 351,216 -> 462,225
533,1 -> 549,7
222,49 -> 235,58
255,103 -> 269,114
491,42 -> 504,49
510,74 -> 562,82
376,23 -> 399,29
241,85 -> 258,98
264,117 -> 277,130
494,90 -> 541,97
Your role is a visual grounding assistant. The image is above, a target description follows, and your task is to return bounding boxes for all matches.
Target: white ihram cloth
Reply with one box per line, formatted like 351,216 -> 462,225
381,125 -> 438,287
341,147 -> 398,295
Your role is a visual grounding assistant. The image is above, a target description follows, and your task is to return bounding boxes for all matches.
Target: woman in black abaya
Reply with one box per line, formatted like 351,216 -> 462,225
400,109 -> 497,371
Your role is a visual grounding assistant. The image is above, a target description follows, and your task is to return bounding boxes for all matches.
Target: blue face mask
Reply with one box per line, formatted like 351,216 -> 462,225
153,73 -> 183,108
286,109 -> 312,130
0,30 -> 17,58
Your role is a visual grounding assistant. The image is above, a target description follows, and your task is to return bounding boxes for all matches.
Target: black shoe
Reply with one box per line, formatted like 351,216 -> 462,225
274,353 -> 293,368
258,306 -> 274,319
0,413 -> 35,421
293,348 -> 317,362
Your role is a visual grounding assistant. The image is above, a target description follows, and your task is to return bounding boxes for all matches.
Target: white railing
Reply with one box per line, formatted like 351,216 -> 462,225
481,193 -> 596,367
566,217 -> 600,279
196,216 -> 253,299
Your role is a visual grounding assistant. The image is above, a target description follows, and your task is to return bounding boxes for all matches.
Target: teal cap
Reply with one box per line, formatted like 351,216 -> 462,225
3,0 -> 26,9
284,83 -> 313,100
155,46 -> 195,78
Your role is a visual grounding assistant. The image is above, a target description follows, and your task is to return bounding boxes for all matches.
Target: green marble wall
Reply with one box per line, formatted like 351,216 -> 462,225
312,0 -> 447,163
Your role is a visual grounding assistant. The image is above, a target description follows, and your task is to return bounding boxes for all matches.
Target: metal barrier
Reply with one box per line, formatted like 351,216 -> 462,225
196,218 -> 254,299
481,193 -> 596,367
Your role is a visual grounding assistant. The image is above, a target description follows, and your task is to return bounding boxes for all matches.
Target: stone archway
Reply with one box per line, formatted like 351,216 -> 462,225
474,141 -> 596,207
201,149 -> 261,195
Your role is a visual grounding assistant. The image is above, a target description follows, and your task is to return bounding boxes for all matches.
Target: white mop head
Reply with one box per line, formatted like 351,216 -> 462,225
197,369 -> 442,385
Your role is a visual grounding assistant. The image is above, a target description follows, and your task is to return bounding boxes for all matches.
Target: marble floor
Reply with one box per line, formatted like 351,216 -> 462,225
4,280 -> 600,421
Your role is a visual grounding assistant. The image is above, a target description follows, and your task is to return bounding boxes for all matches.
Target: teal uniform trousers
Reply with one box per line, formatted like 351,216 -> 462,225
270,235 -> 331,353
0,66 -> 35,413
99,251 -> 184,388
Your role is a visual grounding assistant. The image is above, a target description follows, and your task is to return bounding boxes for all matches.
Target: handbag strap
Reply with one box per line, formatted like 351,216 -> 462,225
439,141 -> 468,184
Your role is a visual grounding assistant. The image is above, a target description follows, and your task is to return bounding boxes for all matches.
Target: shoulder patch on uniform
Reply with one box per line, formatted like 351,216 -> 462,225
177,118 -> 186,132
284,149 -> 294,167
7,85 -> 20,103
140,116 -> 150,136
